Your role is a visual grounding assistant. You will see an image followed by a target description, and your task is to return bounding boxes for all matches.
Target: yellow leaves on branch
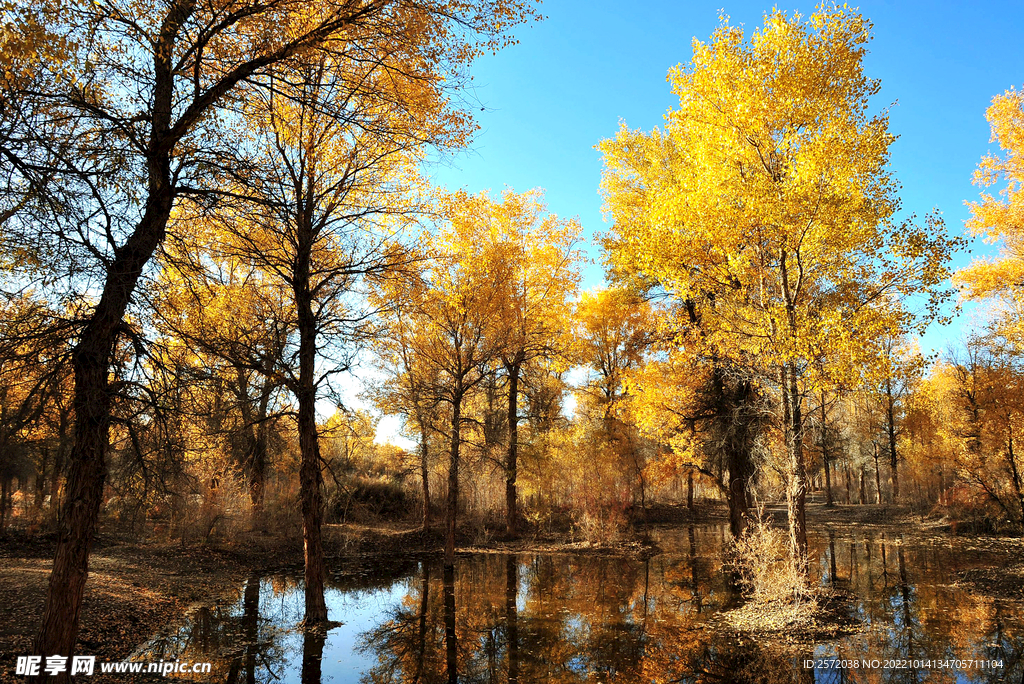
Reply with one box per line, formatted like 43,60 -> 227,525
599,5 -> 957,391
960,87 -> 1024,306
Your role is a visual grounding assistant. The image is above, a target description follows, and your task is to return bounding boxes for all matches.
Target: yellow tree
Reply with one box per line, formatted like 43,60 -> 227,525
575,288 -> 656,522
373,191 -> 509,568
960,86 -> 1024,339
3,0 -> 538,661
600,7 -> 957,574
489,189 -> 581,535
154,236 -> 291,525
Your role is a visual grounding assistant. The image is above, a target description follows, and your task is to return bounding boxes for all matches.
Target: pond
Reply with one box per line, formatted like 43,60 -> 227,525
137,525 -> 1023,683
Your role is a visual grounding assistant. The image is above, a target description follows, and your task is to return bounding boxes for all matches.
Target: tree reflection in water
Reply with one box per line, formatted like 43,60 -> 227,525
134,525 -> 1024,683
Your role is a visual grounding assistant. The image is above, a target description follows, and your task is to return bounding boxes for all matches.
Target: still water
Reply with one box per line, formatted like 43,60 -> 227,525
138,525 -> 1022,683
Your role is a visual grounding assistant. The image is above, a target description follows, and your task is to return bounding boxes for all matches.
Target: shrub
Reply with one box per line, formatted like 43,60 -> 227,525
328,478 -> 412,523
732,511 -> 807,606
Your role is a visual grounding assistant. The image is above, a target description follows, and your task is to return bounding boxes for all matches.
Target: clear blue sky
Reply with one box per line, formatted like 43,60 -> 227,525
424,0 -> 1024,353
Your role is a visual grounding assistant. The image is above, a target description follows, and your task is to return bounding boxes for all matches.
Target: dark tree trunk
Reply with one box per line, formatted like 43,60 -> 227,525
505,359 -> 521,536
821,399 -> 833,506
782,364 -> 808,576
845,462 -> 851,504
824,457 -> 833,506
445,395 -> 462,568
860,467 -> 867,505
886,382 -> 900,501
420,423 -> 431,533
248,426 -> 267,525
686,470 -> 694,511
294,220 -> 327,624
1006,431 -> 1024,527
873,443 -> 882,505
33,160 -> 174,679
506,556 -> 519,684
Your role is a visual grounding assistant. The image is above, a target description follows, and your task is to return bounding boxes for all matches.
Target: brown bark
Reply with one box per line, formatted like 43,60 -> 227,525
845,462 -> 852,504
445,395 -> 462,568
824,458 -> 833,506
727,449 -> 748,539
886,382 -> 900,501
821,399 -> 833,506
686,470 -> 694,511
873,443 -> 882,504
295,221 -> 328,624
505,358 -> 522,536
33,132 -> 175,678
419,423 -> 431,532
860,467 -> 867,505
783,363 -> 808,576
30,0 -> 373,666
1006,431 -> 1024,527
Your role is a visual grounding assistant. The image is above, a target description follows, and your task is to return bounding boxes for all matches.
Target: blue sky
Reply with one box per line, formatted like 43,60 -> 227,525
423,0 -> 1024,353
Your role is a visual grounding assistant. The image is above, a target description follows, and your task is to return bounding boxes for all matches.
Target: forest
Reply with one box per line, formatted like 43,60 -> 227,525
1,1 -> 1023,683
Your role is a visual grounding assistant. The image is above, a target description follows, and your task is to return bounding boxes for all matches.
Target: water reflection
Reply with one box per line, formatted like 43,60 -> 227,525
136,526 -> 1023,683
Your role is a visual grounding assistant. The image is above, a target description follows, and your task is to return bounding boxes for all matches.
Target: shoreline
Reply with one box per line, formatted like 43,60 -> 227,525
2,502 -> 1020,681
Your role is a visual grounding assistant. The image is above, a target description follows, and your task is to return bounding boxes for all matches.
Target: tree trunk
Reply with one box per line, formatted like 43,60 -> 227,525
419,422 -> 431,533
505,359 -> 521,536
821,399 -> 833,506
886,383 -> 900,501
686,470 -> 694,511
726,445 -> 749,539
295,234 -> 327,624
845,462 -> 851,504
873,443 -> 882,505
860,467 -> 866,505
33,180 -> 174,677
824,457 -> 833,506
1005,431 -> 1024,528
445,395 -> 462,568
783,363 -> 808,576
